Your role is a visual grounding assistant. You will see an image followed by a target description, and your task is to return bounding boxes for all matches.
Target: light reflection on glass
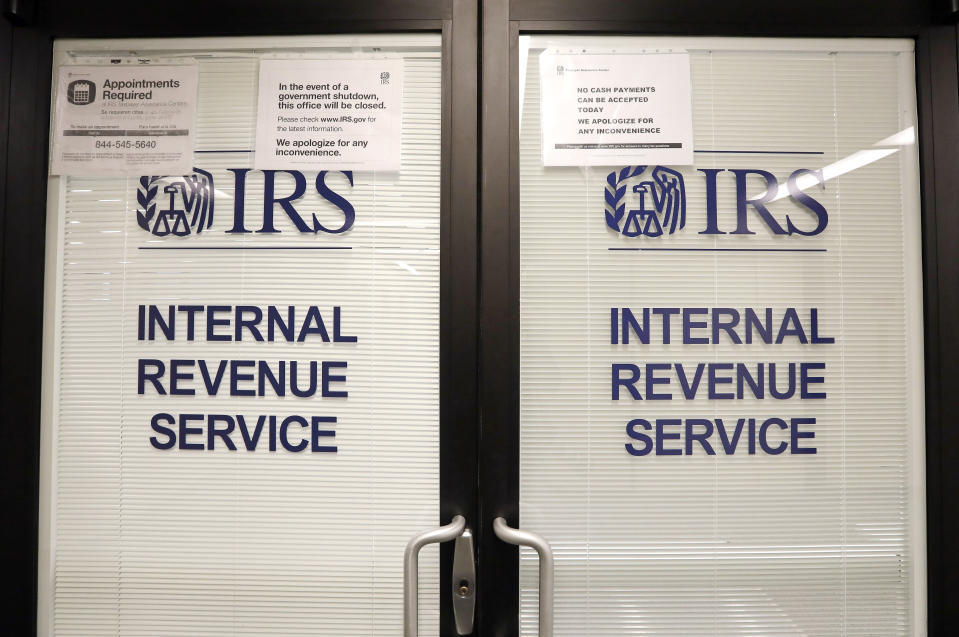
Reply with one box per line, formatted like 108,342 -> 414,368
765,126 -> 914,202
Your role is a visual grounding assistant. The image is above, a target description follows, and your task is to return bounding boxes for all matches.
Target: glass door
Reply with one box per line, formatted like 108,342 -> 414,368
499,34 -> 926,637
37,31 -> 478,637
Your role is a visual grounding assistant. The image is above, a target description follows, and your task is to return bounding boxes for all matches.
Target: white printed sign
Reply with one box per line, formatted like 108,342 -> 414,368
51,64 -> 198,176
540,52 -> 694,166
255,59 -> 403,171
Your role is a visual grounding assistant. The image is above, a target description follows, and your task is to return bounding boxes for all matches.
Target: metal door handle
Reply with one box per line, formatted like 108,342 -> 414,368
493,517 -> 554,637
404,515 -> 467,637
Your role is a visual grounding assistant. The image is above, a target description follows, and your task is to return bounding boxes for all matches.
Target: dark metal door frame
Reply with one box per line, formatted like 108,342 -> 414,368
478,1 -> 959,635
4,0 -> 959,635
0,1 -> 478,635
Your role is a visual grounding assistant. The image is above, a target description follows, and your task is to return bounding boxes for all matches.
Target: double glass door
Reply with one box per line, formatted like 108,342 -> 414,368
34,22 -> 926,637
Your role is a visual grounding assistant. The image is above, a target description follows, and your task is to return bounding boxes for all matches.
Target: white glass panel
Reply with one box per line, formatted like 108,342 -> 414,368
40,34 -> 442,636
519,37 -> 924,637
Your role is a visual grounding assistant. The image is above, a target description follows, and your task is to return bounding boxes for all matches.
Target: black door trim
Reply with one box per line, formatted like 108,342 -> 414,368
917,24 -> 959,637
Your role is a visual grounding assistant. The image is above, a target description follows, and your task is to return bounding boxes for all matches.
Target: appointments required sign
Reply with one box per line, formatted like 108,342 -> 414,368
255,59 -> 404,172
540,52 -> 694,166
51,64 -> 198,176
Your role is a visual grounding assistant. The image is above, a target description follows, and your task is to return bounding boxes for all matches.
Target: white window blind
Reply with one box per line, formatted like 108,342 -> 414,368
519,37 -> 924,637
40,34 -> 442,636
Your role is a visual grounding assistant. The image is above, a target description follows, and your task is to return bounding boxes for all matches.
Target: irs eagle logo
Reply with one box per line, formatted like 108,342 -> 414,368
605,165 -> 686,237
136,168 -> 214,237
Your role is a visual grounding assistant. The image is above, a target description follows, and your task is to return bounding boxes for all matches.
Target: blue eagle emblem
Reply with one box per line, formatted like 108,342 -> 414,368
604,165 -> 686,237
136,168 -> 214,237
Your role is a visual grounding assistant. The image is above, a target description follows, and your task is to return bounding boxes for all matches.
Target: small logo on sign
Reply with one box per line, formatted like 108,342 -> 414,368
604,166 -> 686,237
136,168 -> 215,237
66,80 -> 96,106
380,71 -> 391,85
